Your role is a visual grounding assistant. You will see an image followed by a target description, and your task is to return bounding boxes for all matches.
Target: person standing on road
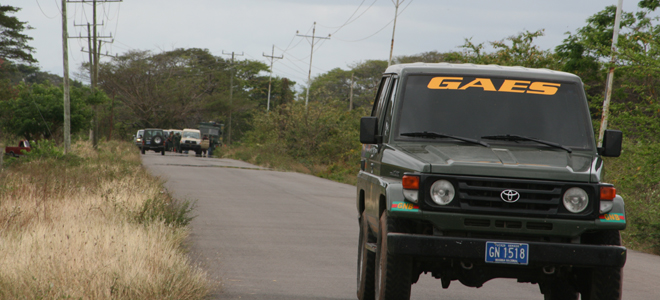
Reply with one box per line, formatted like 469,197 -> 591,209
174,132 -> 181,153
167,132 -> 174,151
201,135 -> 209,157
207,137 -> 215,158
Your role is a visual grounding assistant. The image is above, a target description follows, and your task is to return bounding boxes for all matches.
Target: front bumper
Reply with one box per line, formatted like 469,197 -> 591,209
180,144 -> 200,151
388,233 -> 626,268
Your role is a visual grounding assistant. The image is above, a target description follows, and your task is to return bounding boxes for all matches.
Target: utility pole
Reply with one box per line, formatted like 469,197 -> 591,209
349,72 -> 354,111
222,51 -> 244,146
62,0 -> 71,154
296,22 -> 331,107
598,0 -> 623,147
68,0 -> 121,148
388,0 -> 404,67
263,45 -> 283,112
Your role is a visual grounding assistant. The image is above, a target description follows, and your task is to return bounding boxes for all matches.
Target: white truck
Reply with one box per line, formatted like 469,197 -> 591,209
180,128 -> 202,156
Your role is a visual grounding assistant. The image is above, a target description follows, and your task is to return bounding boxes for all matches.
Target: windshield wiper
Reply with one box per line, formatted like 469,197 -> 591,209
481,134 -> 572,153
401,131 -> 490,148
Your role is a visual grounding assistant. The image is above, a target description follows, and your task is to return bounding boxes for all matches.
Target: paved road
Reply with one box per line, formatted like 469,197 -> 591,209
142,152 -> 660,300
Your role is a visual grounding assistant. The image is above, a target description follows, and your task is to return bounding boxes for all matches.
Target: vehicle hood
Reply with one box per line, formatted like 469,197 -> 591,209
392,144 -> 598,182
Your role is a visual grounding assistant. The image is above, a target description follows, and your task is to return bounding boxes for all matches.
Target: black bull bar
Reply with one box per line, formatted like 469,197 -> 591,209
388,233 -> 627,268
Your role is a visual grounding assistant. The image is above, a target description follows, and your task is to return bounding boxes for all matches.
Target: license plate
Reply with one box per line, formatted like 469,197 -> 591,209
485,241 -> 529,265
146,141 -> 151,144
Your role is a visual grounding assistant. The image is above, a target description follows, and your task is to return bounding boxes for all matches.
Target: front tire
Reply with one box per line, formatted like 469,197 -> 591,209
357,211 -> 376,300
578,230 -> 623,300
375,212 -> 412,300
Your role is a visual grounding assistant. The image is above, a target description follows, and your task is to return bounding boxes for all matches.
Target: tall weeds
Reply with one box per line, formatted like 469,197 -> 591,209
220,101 -> 366,184
0,140 -> 211,299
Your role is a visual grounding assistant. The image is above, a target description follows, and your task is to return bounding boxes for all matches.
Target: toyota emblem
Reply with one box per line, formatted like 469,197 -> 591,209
500,190 -> 520,203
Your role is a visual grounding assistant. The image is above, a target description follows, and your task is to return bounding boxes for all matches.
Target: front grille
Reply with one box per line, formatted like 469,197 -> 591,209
527,222 -> 553,230
462,219 -> 554,231
457,177 -> 562,216
494,220 -> 522,229
464,219 -> 490,227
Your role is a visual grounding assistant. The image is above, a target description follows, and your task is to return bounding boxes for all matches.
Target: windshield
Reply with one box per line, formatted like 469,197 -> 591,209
183,131 -> 200,139
394,75 -> 594,150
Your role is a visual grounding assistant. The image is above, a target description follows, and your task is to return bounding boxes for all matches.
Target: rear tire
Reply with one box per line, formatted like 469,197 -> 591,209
161,148 -> 165,155
375,212 -> 412,300
578,230 -> 623,300
357,211 -> 376,300
141,147 -> 145,155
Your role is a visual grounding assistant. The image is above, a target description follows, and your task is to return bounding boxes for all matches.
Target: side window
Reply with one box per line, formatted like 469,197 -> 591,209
382,78 -> 398,138
371,77 -> 391,117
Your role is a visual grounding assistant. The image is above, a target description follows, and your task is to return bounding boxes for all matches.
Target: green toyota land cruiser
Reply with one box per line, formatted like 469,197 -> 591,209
356,63 -> 626,300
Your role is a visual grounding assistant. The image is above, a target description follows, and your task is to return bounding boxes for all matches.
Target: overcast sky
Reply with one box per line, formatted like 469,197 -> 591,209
4,0 -> 651,89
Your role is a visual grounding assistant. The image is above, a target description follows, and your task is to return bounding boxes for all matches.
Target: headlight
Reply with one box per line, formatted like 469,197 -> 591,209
563,187 -> 589,213
430,180 -> 455,205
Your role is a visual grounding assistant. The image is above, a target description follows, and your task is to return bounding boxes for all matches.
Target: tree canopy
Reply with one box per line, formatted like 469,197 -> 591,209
0,83 -> 94,140
0,5 -> 36,65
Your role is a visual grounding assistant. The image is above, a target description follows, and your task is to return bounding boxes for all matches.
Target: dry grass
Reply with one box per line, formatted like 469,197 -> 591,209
0,140 -> 211,299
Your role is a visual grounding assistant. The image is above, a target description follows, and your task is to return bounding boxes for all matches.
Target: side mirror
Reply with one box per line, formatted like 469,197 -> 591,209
599,129 -> 622,157
360,117 -> 380,144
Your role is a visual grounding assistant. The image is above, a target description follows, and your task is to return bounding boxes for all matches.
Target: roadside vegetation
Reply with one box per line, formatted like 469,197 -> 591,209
0,140 -> 211,299
216,100 -> 367,185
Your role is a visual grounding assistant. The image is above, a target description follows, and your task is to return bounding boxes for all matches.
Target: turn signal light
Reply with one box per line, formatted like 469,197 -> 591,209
402,175 -> 419,190
600,186 -> 616,200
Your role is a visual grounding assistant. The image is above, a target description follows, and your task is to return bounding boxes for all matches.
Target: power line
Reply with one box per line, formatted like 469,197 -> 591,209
333,0 -> 413,43
35,0 -> 58,19
317,0 -> 366,29
318,0 -> 379,35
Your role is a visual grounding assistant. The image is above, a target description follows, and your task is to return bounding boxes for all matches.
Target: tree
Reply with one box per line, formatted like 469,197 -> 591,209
459,30 -> 559,69
98,47 -> 295,142
0,5 -> 36,65
395,51 -> 465,64
99,49 -> 221,129
554,3 -> 660,140
303,60 -> 387,110
308,68 -> 353,105
0,60 -> 71,85
0,82 -> 93,140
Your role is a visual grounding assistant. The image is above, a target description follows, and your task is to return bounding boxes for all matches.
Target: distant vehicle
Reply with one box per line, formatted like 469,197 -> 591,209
133,129 -> 144,148
140,128 -> 165,155
5,140 -> 31,157
198,122 -> 223,146
180,128 -> 202,156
